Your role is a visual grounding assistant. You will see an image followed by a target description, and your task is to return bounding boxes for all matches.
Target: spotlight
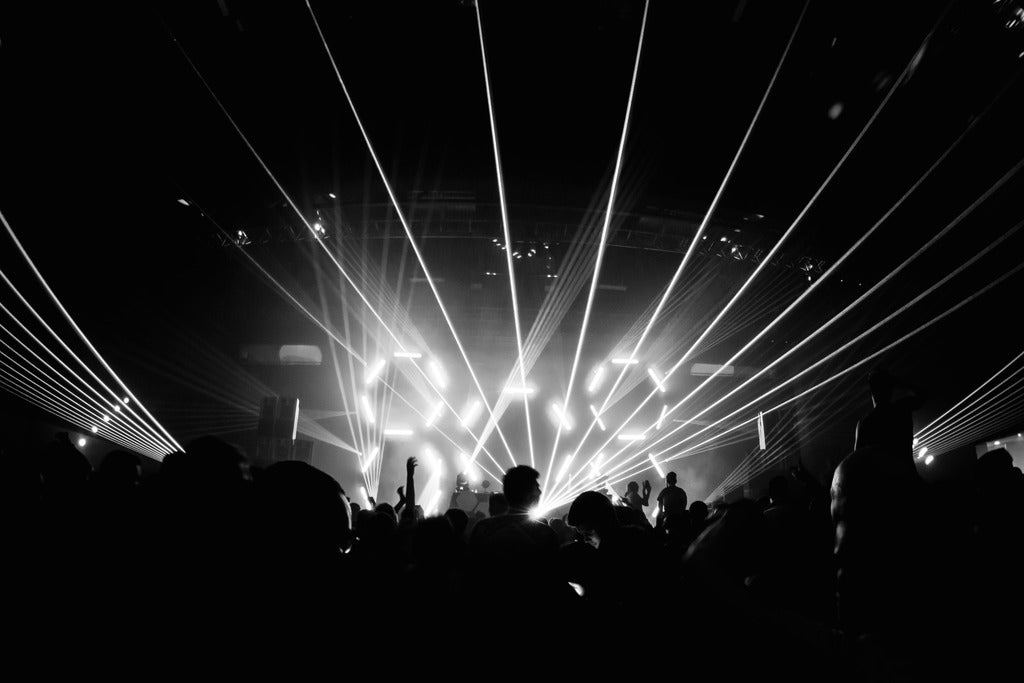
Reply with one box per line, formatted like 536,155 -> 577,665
587,366 -> 607,394
828,102 -> 844,120
114,405 -> 121,412
656,404 -> 668,430
589,404 -> 606,431
328,192 -> 337,199
913,437 -> 919,447
917,446 -> 928,460
360,446 -> 380,473
123,397 -> 129,404
460,399 -> 483,430
103,415 -> 110,422
91,426 -> 98,433
77,437 -> 87,448
393,351 -> 422,359
994,440 -> 1001,446
235,230 -> 251,246
924,454 -> 934,466
177,198 -> 190,206
312,221 -> 327,238
528,506 -> 544,520
364,358 -> 386,385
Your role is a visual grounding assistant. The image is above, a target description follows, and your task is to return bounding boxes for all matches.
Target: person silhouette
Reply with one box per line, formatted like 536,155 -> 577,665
854,369 -> 924,477
656,472 -> 688,520
623,480 -> 651,512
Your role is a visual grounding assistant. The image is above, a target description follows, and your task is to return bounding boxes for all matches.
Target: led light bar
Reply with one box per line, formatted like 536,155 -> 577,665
360,446 -> 380,473
587,366 -> 606,394
360,394 -> 375,425
617,433 -> 644,442
383,428 -> 413,438
611,357 -> 639,366
648,452 -> 665,478
393,351 -> 422,359
364,359 -> 386,386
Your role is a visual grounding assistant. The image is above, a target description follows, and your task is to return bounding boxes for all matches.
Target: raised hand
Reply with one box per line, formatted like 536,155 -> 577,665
406,456 -> 418,473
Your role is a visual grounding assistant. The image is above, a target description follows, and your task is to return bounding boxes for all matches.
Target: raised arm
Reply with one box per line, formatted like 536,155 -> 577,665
405,456 -> 418,511
641,480 -> 652,507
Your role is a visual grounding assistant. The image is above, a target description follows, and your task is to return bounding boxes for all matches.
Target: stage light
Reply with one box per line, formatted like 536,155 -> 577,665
647,367 -> 667,393
114,405 -> 120,412
103,414 -> 110,422
328,192 -> 337,199
177,198 -> 190,206
617,433 -> 644,442
312,222 -> 326,237
460,399 -> 483,431
994,440 -> 1001,446
528,506 -> 544,520
235,230 -> 251,246
427,359 -> 448,390
924,455 -> 934,466
828,102 -> 844,120
917,446 -> 928,460
122,397 -> 129,404
363,358 -> 385,385
648,452 -> 665,478
383,428 -> 413,438
360,394 -> 375,425
590,405 -> 606,431
393,351 -> 422,359
549,402 -> 573,431
913,437 -> 919,446
424,400 -> 444,428
555,454 -> 575,484
568,582 -> 585,597
656,405 -> 668,430
611,357 -> 639,365
91,426 -> 98,433
77,437 -> 86,448
588,366 -> 607,394
360,446 -> 379,473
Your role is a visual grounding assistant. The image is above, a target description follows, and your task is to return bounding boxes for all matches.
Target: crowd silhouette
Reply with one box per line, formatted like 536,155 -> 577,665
3,371 -> 1022,678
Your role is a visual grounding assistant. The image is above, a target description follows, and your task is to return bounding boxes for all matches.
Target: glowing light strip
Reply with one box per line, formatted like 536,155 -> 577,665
555,454 -> 575,484
590,405 -> 606,431
306,0 -> 518,466
460,399 -> 483,432
611,358 -> 640,366
923,402 -> 1024,454
360,395 -> 375,425
364,358 -> 386,385
588,366 -> 607,394
647,367 -> 666,393
617,433 -> 645,442
503,386 -> 536,396
393,351 -> 422,359
476,0 -> 536,468
656,405 -> 668,430
2,211 -> 182,453
647,453 -> 665,479
383,428 -> 414,437
543,0 -> 651,496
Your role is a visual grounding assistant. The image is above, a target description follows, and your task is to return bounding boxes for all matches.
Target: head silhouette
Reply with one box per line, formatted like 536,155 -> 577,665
689,500 -> 709,523
503,465 -> 541,512
567,491 -> 618,542
666,472 -> 678,486
488,492 -> 509,516
627,481 -> 639,493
